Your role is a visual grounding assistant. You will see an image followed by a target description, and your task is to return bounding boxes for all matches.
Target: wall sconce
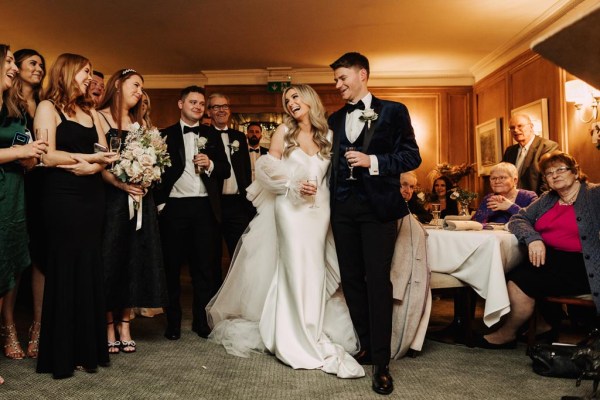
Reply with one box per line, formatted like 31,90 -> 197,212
565,79 -> 600,123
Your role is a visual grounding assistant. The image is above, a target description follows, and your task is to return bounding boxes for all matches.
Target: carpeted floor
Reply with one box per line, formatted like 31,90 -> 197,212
0,302 -> 592,400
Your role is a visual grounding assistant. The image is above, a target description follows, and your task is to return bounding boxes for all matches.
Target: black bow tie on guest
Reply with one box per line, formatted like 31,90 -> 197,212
183,125 -> 200,134
249,148 -> 260,153
346,100 -> 365,114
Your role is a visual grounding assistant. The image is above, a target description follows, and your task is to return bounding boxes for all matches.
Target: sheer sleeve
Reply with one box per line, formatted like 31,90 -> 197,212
254,153 -> 306,205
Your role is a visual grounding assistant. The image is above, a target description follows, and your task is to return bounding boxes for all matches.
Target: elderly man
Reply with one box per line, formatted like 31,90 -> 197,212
502,114 -> 558,194
400,172 -> 432,224
207,93 -> 254,259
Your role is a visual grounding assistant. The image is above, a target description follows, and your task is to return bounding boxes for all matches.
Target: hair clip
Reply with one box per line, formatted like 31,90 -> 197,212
122,68 -> 137,75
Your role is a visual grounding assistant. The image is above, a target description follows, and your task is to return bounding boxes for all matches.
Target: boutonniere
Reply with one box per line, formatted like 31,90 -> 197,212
195,136 -> 208,151
359,108 -> 378,128
228,140 -> 240,154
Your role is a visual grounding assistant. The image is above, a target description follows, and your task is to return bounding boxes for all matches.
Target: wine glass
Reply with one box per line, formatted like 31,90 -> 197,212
345,146 -> 357,181
109,137 -> 121,153
35,128 -> 48,167
307,176 -> 318,208
431,203 -> 441,229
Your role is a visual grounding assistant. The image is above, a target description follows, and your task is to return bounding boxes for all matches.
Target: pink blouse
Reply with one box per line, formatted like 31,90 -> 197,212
534,202 -> 582,252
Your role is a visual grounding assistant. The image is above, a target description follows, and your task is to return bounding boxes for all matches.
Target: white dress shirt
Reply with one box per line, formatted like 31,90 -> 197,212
345,92 -> 379,175
170,120 -> 209,198
218,127 -> 239,195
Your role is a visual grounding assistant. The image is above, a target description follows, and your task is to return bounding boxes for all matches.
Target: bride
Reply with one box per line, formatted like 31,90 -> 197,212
206,84 -> 364,379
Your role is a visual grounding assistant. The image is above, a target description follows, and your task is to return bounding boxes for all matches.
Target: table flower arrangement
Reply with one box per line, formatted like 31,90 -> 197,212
111,122 -> 171,229
450,187 -> 478,216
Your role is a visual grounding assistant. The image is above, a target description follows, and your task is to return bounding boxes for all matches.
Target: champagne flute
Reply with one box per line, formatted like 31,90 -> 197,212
35,128 -> 48,167
431,203 -> 441,228
194,136 -> 205,174
345,146 -> 357,181
307,176 -> 318,208
109,137 -> 121,153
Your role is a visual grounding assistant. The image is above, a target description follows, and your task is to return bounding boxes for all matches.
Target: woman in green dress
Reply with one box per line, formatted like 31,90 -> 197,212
0,44 -> 47,383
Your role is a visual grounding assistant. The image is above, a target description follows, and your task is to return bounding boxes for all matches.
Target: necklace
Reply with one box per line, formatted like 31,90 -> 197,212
558,181 -> 581,205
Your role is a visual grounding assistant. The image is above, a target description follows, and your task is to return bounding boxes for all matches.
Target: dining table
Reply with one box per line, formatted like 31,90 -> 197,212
424,227 -> 526,327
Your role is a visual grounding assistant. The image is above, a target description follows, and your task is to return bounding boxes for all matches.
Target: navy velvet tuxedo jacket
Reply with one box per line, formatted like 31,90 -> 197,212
154,123 -> 231,221
328,96 -> 421,222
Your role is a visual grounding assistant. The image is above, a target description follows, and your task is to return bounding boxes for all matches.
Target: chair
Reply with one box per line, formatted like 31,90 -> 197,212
527,294 -> 595,352
429,271 -> 474,347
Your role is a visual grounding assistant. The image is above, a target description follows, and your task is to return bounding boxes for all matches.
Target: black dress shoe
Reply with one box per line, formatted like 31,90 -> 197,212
474,334 -> 517,350
164,326 -> 181,340
372,364 -> 394,395
191,326 -> 210,339
353,349 -> 372,365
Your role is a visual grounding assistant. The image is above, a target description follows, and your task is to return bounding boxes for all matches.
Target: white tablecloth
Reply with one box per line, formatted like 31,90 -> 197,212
425,228 -> 525,327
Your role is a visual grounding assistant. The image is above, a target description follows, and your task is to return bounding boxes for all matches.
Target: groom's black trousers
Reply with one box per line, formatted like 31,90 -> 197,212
331,194 -> 397,365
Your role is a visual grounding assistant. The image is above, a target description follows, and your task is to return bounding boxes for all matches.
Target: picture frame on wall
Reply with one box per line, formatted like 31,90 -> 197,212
510,98 -> 549,139
475,118 -> 502,176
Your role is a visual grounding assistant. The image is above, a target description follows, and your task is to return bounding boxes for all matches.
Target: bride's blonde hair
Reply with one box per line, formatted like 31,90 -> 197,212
281,84 -> 331,159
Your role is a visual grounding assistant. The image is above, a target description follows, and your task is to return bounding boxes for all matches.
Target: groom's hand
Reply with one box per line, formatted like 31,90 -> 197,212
344,150 -> 371,168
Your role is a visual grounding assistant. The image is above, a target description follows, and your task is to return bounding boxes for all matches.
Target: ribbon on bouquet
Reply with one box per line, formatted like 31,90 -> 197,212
128,195 -> 143,231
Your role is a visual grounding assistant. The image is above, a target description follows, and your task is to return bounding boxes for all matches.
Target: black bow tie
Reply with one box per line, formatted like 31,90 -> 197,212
183,125 -> 200,134
346,100 -> 365,114
249,148 -> 260,153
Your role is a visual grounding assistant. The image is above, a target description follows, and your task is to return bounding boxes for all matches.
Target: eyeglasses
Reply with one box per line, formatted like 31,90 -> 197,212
490,175 -> 511,182
209,104 -> 230,111
544,166 -> 570,178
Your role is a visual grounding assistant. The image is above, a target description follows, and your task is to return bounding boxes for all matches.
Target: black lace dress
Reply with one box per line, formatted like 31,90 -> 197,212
102,128 -> 167,311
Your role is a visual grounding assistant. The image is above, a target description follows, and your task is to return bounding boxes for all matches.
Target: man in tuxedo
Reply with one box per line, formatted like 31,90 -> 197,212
246,122 -> 268,181
328,52 -> 421,395
155,86 -> 231,340
502,113 -> 558,194
207,93 -> 254,259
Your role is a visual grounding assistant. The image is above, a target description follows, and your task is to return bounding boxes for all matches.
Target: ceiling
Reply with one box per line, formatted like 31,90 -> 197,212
0,0 -> 594,86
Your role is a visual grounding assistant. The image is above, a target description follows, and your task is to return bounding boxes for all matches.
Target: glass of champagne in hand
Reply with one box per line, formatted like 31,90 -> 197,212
345,146 -> 357,181
307,176 -> 318,208
194,136 -> 205,174
109,137 -> 121,168
36,128 -> 48,167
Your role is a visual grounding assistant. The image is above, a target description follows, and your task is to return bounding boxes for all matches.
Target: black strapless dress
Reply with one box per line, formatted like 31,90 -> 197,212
37,108 -> 109,378
102,128 -> 167,310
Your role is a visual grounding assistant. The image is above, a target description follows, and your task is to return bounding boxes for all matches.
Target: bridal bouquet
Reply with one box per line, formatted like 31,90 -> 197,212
111,122 -> 171,189
111,122 -> 171,229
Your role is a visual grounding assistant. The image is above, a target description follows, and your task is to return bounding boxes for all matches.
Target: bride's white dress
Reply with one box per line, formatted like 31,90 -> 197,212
206,143 -> 364,379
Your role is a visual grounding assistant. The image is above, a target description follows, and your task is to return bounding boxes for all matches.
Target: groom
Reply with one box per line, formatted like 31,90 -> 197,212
328,52 -> 421,395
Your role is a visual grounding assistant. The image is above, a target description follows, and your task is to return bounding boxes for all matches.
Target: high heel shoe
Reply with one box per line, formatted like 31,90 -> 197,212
27,321 -> 41,359
117,320 -> 136,354
2,324 -> 25,360
107,321 -> 120,354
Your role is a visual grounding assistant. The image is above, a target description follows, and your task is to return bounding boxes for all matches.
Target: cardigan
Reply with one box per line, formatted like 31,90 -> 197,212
508,182 -> 600,311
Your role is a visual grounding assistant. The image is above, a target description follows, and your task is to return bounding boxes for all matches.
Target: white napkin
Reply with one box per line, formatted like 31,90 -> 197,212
443,216 -> 483,231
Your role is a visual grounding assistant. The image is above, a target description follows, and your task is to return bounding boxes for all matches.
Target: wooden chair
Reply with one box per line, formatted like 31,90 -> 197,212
527,294 -> 595,352
429,271 -> 474,347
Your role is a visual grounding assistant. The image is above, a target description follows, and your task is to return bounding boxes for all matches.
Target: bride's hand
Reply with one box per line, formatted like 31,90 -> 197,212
299,181 -> 317,196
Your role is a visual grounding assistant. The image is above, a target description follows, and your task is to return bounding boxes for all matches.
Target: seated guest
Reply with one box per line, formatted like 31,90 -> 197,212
427,175 -> 458,218
472,162 -> 537,224
476,151 -> 599,349
400,171 -> 432,224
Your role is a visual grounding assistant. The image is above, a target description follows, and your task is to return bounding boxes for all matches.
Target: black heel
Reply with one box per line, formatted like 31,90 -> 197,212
117,320 -> 136,354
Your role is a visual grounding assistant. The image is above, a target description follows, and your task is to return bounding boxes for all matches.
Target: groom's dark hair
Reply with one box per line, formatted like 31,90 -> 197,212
329,52 -> 370,77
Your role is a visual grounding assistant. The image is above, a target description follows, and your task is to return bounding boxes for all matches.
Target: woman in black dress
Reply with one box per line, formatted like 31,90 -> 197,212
427,175 -> 459,218
34,53 -> 116,379
1,48 -> 46,360
97,69 -> 166,354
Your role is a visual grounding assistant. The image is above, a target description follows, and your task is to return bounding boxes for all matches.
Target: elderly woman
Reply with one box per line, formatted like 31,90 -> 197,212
476,151 -> 600,349
472,162 -> 537,224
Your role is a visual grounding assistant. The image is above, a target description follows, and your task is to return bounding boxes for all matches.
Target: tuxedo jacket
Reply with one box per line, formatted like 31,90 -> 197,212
328,96 -> 422,222
155,123 -> 231,222
502,135 -> 558,194
212,127 -> 252,197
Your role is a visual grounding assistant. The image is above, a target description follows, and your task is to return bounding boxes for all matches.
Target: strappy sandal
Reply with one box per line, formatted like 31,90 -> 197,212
2,324 -> 25,360
27,321 -> 41,359
118,320 -> 136,353
107,321 -> 120,354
